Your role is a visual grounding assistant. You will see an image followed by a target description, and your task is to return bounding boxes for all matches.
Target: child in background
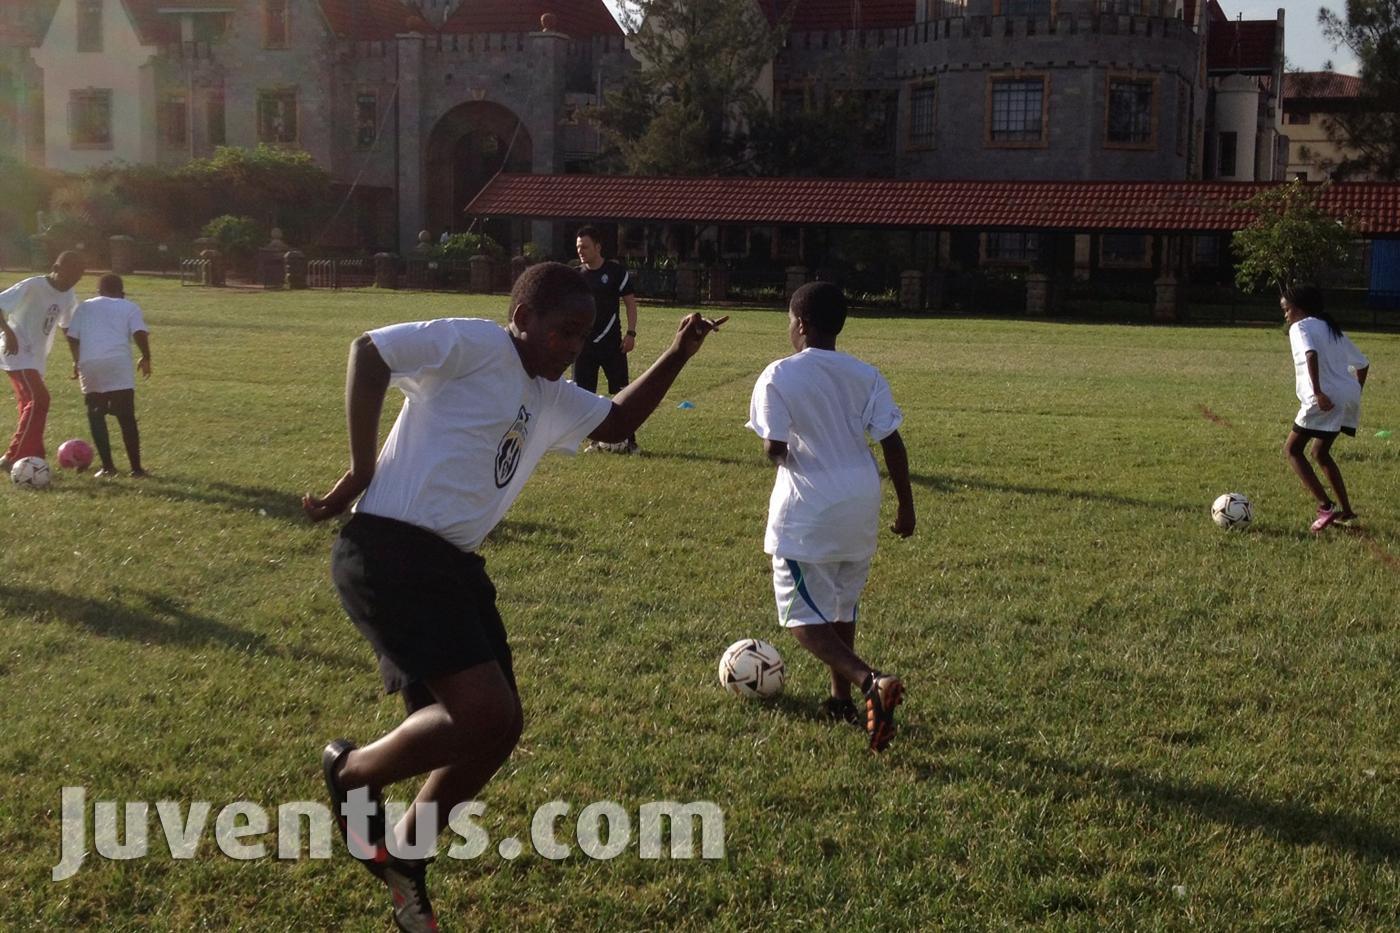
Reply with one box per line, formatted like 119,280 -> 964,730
747,282 -> 916,752
65,274 -> 152,477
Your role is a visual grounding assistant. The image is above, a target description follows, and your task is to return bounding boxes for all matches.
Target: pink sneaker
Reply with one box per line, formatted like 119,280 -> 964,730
1310,505 -> 1339,533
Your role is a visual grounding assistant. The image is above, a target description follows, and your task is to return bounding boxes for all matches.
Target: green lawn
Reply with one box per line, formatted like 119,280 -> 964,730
4,276 -> 1398,930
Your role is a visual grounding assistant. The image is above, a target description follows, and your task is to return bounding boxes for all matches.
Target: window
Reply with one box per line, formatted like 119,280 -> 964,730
69,89 -> 112,149
721,225 -> 747,256
263,0 -> 288,48
861,90 -> 898,152
257,90 -> 297,144
1106,76 -> 1154,146
1218,131 -> 1237,176
1285,111 -> 1310,125
909,83 -> 936,149
192,12 -> 229,43
985,232 -> 1040,262
161,96 -> 187,147
999,0 -> 1052,14
356,93 -> 377,148
1192,235 -> 1220,266
989,77 -> 1045,144
207,91 -> 226,146
1100,234 -> 1149,265
77,0 -> 103,52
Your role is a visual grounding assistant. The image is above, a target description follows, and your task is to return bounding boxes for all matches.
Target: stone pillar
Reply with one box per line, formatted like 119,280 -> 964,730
29,235 -> 51,272
109,235 -> 136,275
900,270 -> 924,311
413,230 -> 434,256
374,253 -> 399,289
785,266 -> 809,300
1025,272 -> 1050,316
199,249 -> 225,287
708,265 -> 730,302
1153,273 -> 1181,322
284,250 -> 308,289
396,32 -> 426,254
469,253 -> 494,292
676,262 -> 702,305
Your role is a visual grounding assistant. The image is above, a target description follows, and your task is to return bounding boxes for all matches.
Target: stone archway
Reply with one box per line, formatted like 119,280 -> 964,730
425,101 -> 532,246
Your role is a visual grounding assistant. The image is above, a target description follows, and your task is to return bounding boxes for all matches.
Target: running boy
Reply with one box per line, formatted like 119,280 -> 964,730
303,262 -> 724,932
65,274 -> 152,477
0,252 -> 84,473
746,282 -> 915,752
1281,284 -> 1369,532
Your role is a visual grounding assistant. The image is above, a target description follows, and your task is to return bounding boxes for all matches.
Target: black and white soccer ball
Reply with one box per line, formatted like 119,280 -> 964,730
10,456 -> 51,490
718,638 -> 786,699
1211,492 -> 1252,529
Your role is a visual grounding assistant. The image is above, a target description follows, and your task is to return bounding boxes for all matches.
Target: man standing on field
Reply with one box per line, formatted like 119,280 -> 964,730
573,225 -> 640,453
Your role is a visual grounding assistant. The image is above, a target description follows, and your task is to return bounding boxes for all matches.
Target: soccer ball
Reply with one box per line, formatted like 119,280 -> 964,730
1211,492 -> 1253,529
718,639 -> 786,699
57,438 -> 94,472
10,456 -> 52,490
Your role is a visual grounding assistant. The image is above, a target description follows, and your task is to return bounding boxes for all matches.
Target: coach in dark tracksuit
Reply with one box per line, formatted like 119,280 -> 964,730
573,225 -> 640,453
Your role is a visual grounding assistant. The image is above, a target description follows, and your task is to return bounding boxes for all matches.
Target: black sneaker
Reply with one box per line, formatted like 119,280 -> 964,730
322,739 -> 389,876
820,696 -> 862,726
384,856 -> 439,933
862,672 -> 905,753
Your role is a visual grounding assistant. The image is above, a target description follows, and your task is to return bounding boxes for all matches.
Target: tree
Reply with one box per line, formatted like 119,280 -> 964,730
592,0 -> 784,175
1231,180 -> 1360,292
1318,0 -> 1400,179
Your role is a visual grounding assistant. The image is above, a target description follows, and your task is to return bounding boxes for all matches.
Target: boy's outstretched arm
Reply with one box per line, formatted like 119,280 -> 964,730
879,430 -> 916,537
590,313 -> 726,444
303,333 -> 391,521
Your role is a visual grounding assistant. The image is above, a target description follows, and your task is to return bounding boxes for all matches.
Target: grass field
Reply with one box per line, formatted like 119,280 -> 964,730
4,275 -> 1399,930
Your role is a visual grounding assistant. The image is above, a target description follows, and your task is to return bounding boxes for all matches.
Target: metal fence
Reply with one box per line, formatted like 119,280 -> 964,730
307,258 -> 375,289
179,258 -> 211,286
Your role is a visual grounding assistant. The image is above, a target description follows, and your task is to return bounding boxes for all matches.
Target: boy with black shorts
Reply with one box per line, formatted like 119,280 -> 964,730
65,274 -> 152,477
303,262 -> 724,932
746,282 -> 915,752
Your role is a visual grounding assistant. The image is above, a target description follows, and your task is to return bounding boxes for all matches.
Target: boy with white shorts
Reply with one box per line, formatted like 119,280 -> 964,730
747,282 -> 916,752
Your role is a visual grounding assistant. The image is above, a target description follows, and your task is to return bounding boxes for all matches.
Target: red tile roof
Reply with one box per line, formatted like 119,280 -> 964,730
442,1 -> 622,36
1206,17 -> 1279,74
317,0 -> 414,40
759,0 -> 916,31
1283,71 -> 1364,100
465,174 -> 1400,235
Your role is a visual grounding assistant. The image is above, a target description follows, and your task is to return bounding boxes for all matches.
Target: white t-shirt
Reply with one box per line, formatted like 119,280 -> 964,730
0,275 -> 78,375
68,296 -> 148,393
746,348 -> 903,562
1288,317 -> 1364,432
354,318 -> 613,552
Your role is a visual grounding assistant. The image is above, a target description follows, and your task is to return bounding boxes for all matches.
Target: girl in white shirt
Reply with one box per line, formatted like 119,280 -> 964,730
1281,284 -> 1370,532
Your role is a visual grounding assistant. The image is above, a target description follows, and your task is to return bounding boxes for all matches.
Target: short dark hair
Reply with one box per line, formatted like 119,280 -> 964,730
791,281 -> 847,336
576,225 -> 603,245
511,261 -> 596,321
98,273 -> 124,297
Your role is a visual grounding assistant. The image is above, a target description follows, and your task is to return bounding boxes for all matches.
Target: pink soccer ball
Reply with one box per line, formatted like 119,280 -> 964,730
57,438 -> 94,472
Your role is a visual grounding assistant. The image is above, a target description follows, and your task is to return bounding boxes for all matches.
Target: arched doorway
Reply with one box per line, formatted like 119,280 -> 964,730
425,101 -> 532,250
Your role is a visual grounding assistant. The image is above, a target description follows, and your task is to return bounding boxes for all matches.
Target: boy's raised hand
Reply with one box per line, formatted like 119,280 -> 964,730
672,313 -> 728,359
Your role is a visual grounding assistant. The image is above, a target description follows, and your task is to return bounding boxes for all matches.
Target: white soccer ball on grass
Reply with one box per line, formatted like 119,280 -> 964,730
718,638 -> 787,699
1211,492 -> 1252,529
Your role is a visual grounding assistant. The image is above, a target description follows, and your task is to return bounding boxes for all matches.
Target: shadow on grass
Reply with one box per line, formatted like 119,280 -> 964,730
131,474 -> 309,523
0,584 -> 361,671
905,735 -> 1400,863
910,471 -> 1197,514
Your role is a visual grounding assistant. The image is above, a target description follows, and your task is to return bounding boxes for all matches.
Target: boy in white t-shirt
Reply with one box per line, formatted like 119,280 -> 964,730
747,282 -> 915,752
65,274 -> 152,477
1281,284 -> 1370,532
302,262 -> 725,932
0,251 -> 84,472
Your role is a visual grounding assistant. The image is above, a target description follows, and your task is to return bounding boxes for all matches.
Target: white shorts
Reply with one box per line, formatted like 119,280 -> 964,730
772,556 -> 871,627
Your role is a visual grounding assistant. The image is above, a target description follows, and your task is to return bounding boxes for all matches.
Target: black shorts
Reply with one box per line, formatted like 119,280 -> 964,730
1291,422 -> 1354,441
332,513 -> 516,711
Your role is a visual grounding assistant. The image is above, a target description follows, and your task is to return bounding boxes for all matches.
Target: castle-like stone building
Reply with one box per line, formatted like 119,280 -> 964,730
0,0 -> 1284,258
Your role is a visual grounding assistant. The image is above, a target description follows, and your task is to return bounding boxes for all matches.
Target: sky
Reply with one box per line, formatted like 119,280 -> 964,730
600,0 -> 1361,74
